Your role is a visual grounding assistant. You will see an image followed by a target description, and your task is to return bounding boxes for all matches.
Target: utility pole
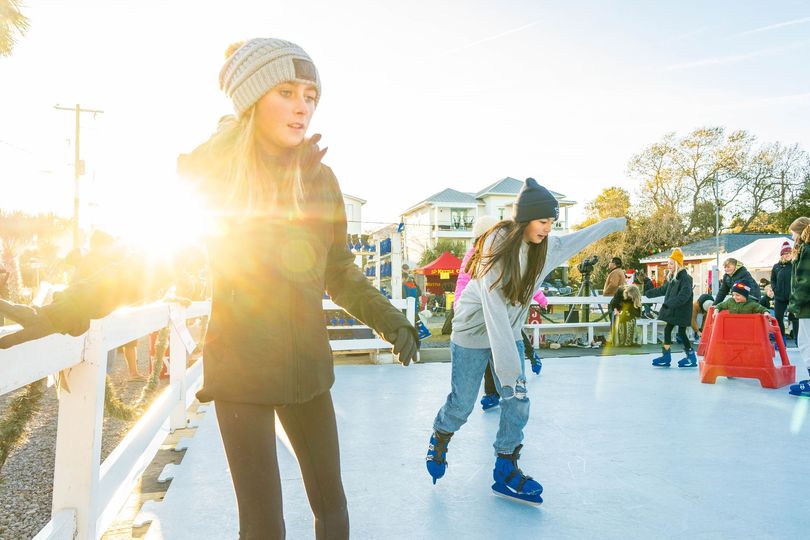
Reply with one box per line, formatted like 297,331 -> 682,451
54,104 -> 104,250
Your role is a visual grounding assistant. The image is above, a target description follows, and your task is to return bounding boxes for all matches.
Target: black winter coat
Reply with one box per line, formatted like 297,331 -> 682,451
789,244 -> 810,318
180,134 -> 415,405
771,261 -> 792,303
715,266 -> 759,303
647,269 -> 693,327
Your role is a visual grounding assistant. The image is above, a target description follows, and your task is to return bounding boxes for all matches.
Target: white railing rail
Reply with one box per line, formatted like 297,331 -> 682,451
2,296 -> 413,540
1,300 -> 211,540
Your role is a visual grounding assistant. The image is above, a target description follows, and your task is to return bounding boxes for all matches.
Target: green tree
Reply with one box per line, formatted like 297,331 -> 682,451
568,187 -> 631,288
0,0 -> 29,56
418,239 -> 467,267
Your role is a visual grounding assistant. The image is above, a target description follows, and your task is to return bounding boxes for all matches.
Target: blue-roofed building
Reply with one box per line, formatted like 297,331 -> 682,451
639,233 -> 790,295
399,177 -> 576,265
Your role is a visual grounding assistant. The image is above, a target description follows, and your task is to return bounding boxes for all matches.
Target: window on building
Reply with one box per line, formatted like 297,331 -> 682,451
450,208 -> 473,230
345,203 -> 354,221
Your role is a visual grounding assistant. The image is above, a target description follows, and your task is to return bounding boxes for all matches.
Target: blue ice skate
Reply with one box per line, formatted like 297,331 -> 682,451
677,349 -> 697,368
789,376 -> 810,397
491,444 -> 543,505
651,348 -> 672,367
480,393 -> 500,411
426,430 -> 453,484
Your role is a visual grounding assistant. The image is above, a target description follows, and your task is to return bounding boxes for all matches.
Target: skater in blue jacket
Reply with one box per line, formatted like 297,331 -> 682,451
425,178 -> 626,505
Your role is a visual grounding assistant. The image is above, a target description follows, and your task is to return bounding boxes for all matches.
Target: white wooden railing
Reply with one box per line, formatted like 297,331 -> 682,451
1,300 -> 211,540
0,296 -> 415,540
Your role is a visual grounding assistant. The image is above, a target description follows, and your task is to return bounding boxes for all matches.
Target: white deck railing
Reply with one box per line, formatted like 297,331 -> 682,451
1,300 -> 210,540
0,296 -> 415,540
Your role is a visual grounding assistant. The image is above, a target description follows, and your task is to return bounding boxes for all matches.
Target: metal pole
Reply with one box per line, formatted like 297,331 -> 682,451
54,104 -> 104,250
73,105 -> 81,250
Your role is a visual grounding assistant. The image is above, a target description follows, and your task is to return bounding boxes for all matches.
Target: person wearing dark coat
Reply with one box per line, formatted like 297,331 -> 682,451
788,217 -> 810,396
715,258 -> 760,304
178,38 -> 419,539
772,241 -> 796,343
646,248 -> 696,367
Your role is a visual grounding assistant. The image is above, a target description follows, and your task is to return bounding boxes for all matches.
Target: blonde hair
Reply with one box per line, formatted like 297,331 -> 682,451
624,284 -> 642,309
722,257 -> 740,269
213,109 -> 307,218
666,261 -> 682,281
790,217 -> 810,257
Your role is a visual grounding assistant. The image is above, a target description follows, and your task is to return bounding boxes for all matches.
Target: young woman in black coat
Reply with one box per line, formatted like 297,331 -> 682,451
179,38 -> 419,539
646,248 -> 696,367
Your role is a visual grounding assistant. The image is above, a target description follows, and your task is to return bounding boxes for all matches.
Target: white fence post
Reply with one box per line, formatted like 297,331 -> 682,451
50,320 -> 108,540
169,304 -> 188,431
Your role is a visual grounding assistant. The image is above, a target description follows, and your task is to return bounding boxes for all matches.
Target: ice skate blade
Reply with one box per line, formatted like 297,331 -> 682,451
491,483 -> 543,506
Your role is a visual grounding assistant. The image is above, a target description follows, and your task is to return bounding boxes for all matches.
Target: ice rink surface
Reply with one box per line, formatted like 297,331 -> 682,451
142,353 -> 810,540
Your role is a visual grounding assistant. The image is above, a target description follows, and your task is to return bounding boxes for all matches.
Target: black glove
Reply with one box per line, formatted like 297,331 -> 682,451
383,326 -> 419,366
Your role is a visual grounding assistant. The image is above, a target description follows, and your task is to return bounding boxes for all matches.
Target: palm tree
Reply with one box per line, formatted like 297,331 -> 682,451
0,0 -> 29,56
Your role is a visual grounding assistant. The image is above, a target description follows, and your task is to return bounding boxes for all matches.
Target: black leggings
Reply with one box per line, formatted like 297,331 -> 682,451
663,322 -> 691,350
773,300 -> 799,340
215,391 -> 349,540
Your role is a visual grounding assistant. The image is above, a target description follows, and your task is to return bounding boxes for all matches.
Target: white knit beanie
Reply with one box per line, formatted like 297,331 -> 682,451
472,215 -> 499,238
219,38 -> 321,117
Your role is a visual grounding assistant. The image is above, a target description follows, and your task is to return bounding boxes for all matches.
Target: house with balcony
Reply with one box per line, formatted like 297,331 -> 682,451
400,177 -> 576,265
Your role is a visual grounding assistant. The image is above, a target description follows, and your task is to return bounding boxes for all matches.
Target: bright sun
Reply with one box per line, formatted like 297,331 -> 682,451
94,175 -> 212,259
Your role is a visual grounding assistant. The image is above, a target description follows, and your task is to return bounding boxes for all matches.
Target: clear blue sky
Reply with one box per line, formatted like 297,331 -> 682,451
1,0 -> 809,235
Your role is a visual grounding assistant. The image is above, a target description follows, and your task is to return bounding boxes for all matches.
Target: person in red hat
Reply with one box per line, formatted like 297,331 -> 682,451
771,239 -> 795,344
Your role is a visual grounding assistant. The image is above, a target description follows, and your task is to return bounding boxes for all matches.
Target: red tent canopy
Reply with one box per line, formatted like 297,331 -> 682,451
415,251 -> 463,276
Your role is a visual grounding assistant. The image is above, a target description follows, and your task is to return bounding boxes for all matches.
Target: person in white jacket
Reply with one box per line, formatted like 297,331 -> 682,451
425,178 -> 626,505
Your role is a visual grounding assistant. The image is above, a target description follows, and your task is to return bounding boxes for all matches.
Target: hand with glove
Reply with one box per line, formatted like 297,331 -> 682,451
383,325 -> 419,366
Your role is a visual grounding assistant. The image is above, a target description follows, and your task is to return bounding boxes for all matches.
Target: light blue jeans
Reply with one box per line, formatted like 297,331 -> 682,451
433,340 -> 530,455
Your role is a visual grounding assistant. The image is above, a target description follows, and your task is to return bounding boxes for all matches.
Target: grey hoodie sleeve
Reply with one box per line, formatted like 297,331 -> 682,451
536,217 -> 627,291
478,246 -> 524,394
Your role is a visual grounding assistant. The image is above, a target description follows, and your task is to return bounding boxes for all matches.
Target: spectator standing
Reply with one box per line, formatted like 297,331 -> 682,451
647,248 -> 696,368
602,256 -> 625,296
788,217 -> 810,397
772,241 -> 796,344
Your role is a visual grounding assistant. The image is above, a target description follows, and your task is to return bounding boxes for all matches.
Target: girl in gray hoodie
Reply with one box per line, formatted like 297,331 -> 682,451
425,177 -> 625,505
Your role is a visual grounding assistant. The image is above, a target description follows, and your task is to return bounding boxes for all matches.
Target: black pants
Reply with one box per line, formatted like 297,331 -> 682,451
215,391 -> 349,540
773,300 -> 799,341
663,322 -> 691,350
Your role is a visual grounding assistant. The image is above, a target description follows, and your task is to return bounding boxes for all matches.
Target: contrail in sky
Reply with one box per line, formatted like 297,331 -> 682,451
737,16 -> 810,36
441,20 -> 541,57
663,39 -> 810,71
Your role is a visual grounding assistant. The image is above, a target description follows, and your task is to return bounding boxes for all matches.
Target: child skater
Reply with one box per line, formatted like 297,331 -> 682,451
648,248 -> 696,367
425,178 -> 626,504
608,284 -> 642,346
788,217 -> 810,397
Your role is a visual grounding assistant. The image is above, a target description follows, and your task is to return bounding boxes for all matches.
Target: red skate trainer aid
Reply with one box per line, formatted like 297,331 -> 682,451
699,311 -> 795,388
697,306 -> 716,357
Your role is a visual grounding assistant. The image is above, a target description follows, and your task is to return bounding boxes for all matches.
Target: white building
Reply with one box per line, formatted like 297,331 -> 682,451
343,193 -> 366,236
400,177 -> 576,264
